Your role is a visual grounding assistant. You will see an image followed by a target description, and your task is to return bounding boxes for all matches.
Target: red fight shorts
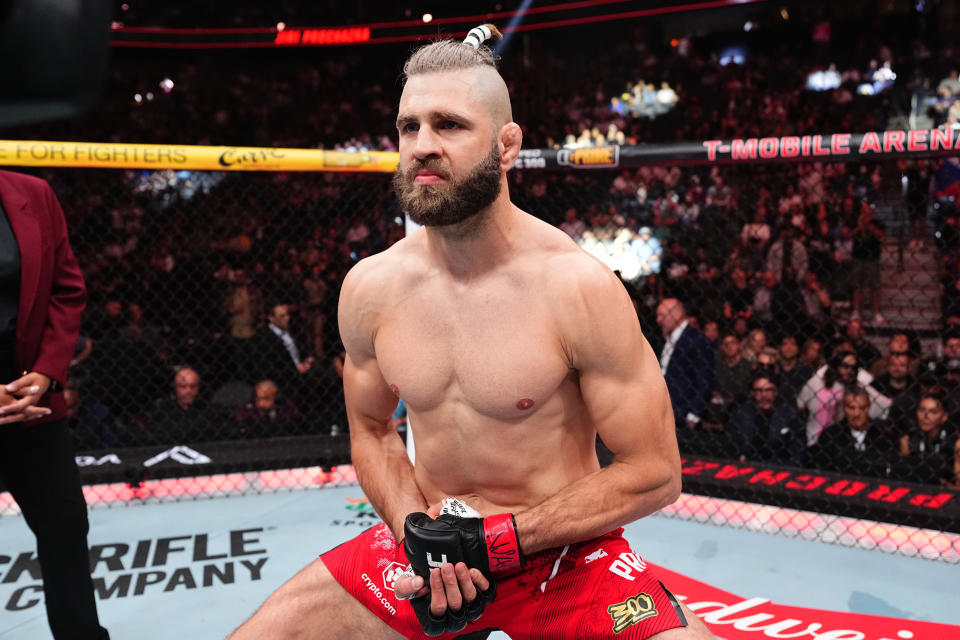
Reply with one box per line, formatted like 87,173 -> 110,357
320,523 -> 687,639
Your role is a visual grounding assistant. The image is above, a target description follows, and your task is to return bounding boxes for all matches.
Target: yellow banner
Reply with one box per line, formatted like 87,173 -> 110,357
0,140 -> 400,172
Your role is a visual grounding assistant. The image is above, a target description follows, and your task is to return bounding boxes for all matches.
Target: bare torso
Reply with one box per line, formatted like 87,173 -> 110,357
366,214 -> 601,515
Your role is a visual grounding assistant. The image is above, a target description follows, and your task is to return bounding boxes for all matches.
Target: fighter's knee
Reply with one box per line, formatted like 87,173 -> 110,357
229,560 -> 336,640
675,602 -> 716,639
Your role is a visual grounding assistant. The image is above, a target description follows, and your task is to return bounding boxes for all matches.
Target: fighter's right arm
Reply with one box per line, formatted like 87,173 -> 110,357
339,261 -> 429,539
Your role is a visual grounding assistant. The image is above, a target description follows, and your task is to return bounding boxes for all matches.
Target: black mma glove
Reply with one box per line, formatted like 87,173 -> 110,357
403,506 -> 523,636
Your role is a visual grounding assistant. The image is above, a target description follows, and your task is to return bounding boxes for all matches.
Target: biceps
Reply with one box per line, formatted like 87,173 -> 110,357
579,352 -> 676,464
343,354 -> 399,430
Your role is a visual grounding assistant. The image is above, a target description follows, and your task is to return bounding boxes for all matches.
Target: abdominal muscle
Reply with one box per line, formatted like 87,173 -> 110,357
409,397 -> 601,517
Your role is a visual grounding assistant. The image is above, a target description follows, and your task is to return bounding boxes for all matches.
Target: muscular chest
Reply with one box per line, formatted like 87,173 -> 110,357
374,282 -> 570,420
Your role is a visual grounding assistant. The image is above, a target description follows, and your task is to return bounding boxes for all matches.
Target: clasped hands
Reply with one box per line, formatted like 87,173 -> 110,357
0,372 -> 53,425
395,498 -> 522,636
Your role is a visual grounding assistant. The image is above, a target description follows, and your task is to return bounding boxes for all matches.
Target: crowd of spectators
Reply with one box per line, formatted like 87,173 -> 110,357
2,7 -> 959,490
653,294 -> 960,488
929,69 -> 960,128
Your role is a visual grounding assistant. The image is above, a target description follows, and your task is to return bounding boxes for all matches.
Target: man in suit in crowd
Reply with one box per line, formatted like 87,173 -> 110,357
252,303 -> 315,400
656,298 -> 714,437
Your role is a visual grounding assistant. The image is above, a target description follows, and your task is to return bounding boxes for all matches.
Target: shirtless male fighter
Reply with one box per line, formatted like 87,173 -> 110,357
228,24 -> 713,640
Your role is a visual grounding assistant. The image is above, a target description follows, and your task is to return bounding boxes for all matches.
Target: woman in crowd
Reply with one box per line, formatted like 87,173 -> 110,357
896,391 -> 959,486
796,349 -> 891,446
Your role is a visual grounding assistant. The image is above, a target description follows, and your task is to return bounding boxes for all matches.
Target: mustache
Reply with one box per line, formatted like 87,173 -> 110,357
404,159 -> 450,181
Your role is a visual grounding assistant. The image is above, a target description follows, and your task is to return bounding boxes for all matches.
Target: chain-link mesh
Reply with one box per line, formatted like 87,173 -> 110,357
4,153 -> 960,560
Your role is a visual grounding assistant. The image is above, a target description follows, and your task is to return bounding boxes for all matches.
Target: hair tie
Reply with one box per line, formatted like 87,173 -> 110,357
463,24 -> 492,49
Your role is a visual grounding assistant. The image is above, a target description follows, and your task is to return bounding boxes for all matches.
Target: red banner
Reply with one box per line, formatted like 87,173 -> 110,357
655,563 -> 959,639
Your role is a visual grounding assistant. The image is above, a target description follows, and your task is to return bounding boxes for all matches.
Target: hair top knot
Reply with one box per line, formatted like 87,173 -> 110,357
463,23 -> 502,49
402,23 -> 503,81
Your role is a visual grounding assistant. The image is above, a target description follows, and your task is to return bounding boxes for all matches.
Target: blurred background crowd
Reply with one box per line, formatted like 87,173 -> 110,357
2,0 -> 959,490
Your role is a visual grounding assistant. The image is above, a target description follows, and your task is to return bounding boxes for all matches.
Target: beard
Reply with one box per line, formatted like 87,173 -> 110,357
393,143 -> 502,227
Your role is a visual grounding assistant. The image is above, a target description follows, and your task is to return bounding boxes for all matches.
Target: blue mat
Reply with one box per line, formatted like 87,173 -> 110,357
1,485 -> 957,639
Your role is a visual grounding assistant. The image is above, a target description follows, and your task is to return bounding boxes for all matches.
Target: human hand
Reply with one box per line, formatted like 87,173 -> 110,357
0,387 -> 16,410
393,560 -> 490,605
296,356 -> 315,374
394,562 -> 493,636
398,499 -> 502,635
0,372 -> 53,424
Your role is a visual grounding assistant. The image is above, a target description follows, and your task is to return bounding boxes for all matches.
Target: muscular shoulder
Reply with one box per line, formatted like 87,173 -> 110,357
338,234 -> 427,357
529,226 -> 638,367
542,241 -> 631,319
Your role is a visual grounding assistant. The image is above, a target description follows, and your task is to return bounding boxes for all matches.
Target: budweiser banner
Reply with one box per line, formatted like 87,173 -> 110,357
655,563 -> 959,639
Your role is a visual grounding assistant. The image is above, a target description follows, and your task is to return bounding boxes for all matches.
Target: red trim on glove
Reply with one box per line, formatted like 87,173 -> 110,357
483,513 -> 523,576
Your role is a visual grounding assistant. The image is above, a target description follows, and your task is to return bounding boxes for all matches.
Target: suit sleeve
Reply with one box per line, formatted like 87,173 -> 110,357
689,335 -> 714,419
30,182 -> 86,385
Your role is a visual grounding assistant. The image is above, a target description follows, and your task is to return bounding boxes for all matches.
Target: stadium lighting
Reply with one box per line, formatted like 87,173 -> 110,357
112,0 -> 773,49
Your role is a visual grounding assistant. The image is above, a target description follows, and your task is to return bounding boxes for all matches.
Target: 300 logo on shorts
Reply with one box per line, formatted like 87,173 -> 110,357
607,592 -> 658,633
360,573 -> 397,616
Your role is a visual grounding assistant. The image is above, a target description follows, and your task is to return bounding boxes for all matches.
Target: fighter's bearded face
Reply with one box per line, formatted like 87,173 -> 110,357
393,141 -> 502,227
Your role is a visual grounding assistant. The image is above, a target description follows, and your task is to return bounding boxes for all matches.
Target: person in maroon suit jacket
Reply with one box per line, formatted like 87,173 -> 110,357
0,170 -> 110,639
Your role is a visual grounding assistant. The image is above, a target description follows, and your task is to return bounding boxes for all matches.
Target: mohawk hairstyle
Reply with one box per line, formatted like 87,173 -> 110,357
402,24 -> 503,81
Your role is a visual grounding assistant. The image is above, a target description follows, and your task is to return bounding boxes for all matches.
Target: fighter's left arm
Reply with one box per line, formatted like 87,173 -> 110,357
513,261 -> 682,556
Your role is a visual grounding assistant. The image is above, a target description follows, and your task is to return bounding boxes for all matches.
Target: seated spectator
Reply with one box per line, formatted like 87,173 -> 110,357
938,328 -> 960,369
871,336 -> 916,401
701,319 -> 720,346
800,337 -> 825,370
65,378 -> 118,451
870,332 -> 920,378
235,380 -> 300,438
727,374 -> 805,466
559,207 -> 586,241
706,333 -> 752,428
895,392 -> 958,486
144,366 -> 215,445
777,335 -> 813,405
811,386 -> 896,478
740,327 -> 767,365
630,226 -> 661,276
578,229 -> 610,263
86,297 -> 127,340
942,358 -> 960,419
796,350 -> 891,446
753,346 -> 780,380
845,318 -> 881,370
